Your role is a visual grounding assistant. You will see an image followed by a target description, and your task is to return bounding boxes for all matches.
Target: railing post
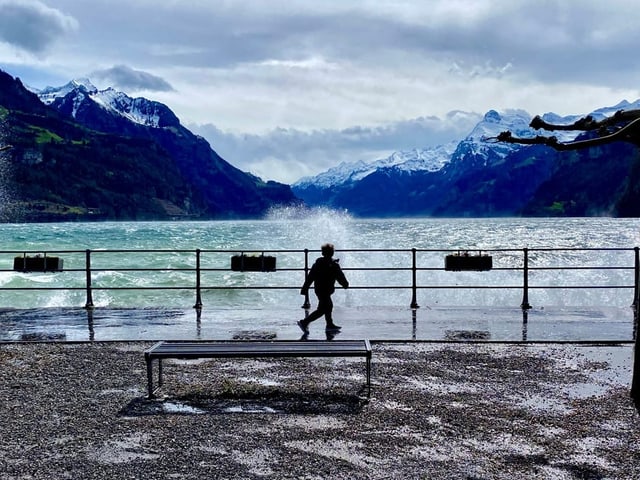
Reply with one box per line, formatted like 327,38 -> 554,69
521,248 -> 531,309
194,249 -> 203,309
632,306 -> 640,403
302,249 -> 310,309
632,247 -> 639,309
84,249 -> 94,309
410,248 -> 419,309
521,308 -> 528,342
634,263 -> 640,402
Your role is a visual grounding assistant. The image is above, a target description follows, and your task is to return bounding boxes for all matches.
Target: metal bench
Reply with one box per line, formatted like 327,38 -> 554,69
144,339 -> 372,399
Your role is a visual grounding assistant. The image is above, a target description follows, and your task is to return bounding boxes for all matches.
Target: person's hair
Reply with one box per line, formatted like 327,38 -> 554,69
321,243 -> 335,257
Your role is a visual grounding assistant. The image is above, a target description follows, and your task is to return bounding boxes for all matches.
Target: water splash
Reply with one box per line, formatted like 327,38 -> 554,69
265,205 -> 354,251
265,204 -> 351,222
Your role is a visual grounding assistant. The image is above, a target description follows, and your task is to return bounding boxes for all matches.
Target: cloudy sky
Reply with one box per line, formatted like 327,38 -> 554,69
1,0 -> 639,184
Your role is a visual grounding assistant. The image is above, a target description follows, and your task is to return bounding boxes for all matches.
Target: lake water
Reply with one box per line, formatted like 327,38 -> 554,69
1,209 -> 639,341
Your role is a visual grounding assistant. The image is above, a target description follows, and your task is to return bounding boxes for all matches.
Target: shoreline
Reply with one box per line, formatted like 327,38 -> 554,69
1,341 -> 639,478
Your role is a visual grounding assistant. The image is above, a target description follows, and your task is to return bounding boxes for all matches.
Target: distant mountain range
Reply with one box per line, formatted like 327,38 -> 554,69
292,101 -> 640,217
0,70 -> 297,221
1,65 -> 640,221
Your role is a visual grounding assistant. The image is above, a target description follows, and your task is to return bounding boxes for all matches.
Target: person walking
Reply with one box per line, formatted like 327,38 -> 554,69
298,243 -> 349,334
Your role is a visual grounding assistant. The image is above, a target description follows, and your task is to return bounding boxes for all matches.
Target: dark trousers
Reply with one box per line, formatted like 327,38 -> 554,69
304,292 -> 334,326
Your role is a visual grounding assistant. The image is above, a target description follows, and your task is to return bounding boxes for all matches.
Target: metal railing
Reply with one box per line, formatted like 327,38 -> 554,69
3,246 -> 640,399
1,246 -> 638,310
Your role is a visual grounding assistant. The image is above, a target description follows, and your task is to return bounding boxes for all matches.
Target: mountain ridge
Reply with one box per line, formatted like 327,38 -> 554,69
292,102 -> 640,217
3,66 -> 640,220
0,70 -> 297,222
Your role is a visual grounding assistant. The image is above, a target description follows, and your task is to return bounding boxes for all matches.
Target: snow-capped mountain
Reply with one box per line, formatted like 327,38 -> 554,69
292,100 -> 640,217
452,109 -> 533,162
18,73 -> 297,219
34,79 -> 178,128
295,100 -> 640,193
293,109 -> 536,191
37,78 -> 97,104
294,141 -> 458,189
467,109 -> 532,141
570,99 -> 640,122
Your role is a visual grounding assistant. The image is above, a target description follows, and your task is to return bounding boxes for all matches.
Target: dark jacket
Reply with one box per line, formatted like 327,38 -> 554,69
301,256 -> 349,295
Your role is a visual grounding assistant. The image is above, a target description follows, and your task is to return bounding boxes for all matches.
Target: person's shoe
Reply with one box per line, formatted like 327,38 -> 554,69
325,324 -> 341,332
297,320 -> 309,334
325,330 -> 339,340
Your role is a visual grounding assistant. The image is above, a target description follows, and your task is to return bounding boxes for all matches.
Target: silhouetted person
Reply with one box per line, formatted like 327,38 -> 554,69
298,243 -> 349,334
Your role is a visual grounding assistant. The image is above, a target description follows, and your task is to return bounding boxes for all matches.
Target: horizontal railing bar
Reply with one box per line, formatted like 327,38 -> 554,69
3,247 -> 636,253
415,266 -> 633,271
0,287 -> 89,291
0,285 -> 633,291
0,268 -> 304,273
516,285 -> 634,289
0,266 -> 634,272
527,266 -> 634,270
416,285 -> 634,290
3,250 -> 88,254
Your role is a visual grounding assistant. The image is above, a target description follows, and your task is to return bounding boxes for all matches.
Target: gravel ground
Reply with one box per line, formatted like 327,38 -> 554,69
1,341 -> 639,479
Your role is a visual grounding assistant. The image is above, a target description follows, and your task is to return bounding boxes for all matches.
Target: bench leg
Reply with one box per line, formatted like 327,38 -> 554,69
146,357 -> 164,399
366,356 -> 371,397
146,356 -> 154,399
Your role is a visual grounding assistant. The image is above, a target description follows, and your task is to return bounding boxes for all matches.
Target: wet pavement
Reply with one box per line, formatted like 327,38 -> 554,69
0,304 -> 636,343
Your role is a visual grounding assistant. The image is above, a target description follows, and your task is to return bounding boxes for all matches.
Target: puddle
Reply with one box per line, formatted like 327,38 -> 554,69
162,401 -> 206,414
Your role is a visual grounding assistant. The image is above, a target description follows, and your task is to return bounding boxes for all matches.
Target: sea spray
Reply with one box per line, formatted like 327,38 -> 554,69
265,205 -> 353,249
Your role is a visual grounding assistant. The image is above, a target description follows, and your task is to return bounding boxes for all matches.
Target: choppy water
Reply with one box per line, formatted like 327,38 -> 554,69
1,209 -> 639,341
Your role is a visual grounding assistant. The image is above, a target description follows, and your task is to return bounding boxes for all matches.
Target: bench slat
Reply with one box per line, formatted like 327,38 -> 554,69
146,340 -> 371,359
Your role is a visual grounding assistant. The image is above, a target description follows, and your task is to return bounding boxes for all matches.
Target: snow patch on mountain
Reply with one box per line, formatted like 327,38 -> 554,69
458,109 -> 534,159
91,88 -> 163,127
37,78 -> 97,104
585,99 -> 640,127
467,109 -> 532,141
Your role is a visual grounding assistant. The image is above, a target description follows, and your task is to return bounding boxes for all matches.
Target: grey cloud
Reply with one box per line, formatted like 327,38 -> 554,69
42,1 -> 640,89
0,0 -> 77,54
90,65 -> 175,92
213,5 -> 637,88
221,3 -> 640,88
396,3 -> 640,87
190,112 -> 482,184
